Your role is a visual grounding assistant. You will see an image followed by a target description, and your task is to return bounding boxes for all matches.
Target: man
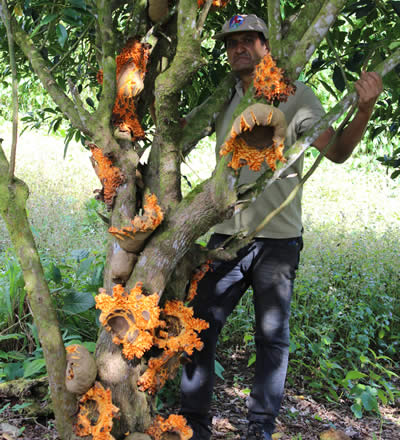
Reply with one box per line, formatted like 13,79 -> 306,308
180,14 -> 382,440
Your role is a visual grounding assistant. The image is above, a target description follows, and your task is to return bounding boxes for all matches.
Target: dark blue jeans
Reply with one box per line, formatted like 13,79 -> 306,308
180,233 -> 303,436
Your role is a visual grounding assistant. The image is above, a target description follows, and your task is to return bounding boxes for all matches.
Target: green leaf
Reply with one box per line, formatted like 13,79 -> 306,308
351,402 -> 363,419
319,79 -> 338,100
0,333 -> 24,342
69,0 -> 87,10
23,358 -> 46,378
47,263 -> 62,284
0,403 -> 11,415
83,342 -> 97,353
77,257 -> 93,277
86,97 -> 95,109
30,14 -> 58,38
345,370 -> 368,381
361,390 -> 378,411
62,290 -> 95,314
56,23 -> 68,48
377,389 -> 388,405
215,360 -> 225,380
247,352 -> 256,367
333,65 -> 346,92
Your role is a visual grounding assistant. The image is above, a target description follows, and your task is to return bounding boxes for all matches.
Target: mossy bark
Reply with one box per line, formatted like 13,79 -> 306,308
0,146 -> 79,440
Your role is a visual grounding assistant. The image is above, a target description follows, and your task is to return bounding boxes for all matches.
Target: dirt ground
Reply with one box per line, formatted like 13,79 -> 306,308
0,347 -> 399,440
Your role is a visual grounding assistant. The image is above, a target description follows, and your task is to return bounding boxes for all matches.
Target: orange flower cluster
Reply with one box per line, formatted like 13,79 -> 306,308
90,144 -> 125,208
75,382 -> 119,440
187,260 -> 212,302
97,39 -> 150,141
146,414 -> 193,440
198,0 -> 229,7
95,283 -> 162,359
254,51 -> 296,103
108,194 -> 164,241
138,300 -> 209,394
220,135 -> 285,172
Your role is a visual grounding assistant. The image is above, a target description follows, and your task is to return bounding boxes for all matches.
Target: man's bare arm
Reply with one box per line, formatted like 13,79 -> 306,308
313,71 -> 383,163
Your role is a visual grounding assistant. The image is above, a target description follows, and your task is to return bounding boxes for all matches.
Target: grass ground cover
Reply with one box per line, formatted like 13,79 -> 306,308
0,122 -> 399,424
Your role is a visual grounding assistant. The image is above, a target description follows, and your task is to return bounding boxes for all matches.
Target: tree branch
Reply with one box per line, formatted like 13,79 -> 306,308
267,0 -> 283,58
95,0 -> 117,130
282,0 -> 347,81
180,73 -> 236,156
0,0 -> 18,182
154,0 -> 207,206
282,0 -> 325,49
0,144 -> 78,440
196,0 -> 213,36
10,14 -> 95,137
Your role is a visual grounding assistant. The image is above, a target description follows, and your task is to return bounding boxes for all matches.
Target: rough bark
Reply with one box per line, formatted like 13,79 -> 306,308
0,145 -> 79,440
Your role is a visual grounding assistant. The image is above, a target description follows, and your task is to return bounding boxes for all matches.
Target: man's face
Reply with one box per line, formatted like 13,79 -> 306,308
225,31 -> 268,75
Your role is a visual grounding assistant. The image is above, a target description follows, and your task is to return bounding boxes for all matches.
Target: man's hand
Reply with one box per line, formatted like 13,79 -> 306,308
313,71 -> 383,163
355,71 -> 383,115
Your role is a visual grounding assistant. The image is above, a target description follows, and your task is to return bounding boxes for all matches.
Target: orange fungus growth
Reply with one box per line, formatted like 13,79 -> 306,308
146,414 -> 193,440
97,39 -> 150,141
138,301 -> 209,395
220,136 -> 285,172
75,382 -> 119,440
108,193 -> 164,241
95,283 -> 162,359
155,300 -> 209,356
137,350 -> 180,395
198,0 -> 229,7
220,103 -> 287,172
89,144 -> 125,208
253,51 -> 296,103
187,260 -> 212,302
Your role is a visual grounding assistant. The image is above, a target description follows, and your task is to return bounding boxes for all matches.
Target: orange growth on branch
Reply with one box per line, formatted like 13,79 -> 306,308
95,283 -> 163,359
75,382 -> 119,440
220,135 -> 285,172
198,0 -> 229,7
155,300 -> 209,355
186,260 -> 212,302
146,414 -> 193,440
137,350 -> 180,395
89,144 -> 125,209
220,103 -> 287,172
138,301 -> 209,394
108,194 -> 164,252
97,39 -> 150,141
253,52 -> 296,103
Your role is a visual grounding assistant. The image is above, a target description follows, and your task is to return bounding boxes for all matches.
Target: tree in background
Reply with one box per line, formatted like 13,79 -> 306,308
0,1 -> 400,439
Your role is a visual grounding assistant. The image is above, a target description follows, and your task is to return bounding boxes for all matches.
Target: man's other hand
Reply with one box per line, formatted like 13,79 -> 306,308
355,71 -> 383,115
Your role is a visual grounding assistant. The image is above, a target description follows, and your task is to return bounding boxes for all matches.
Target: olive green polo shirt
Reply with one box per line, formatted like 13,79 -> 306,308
212,80 -> 325,239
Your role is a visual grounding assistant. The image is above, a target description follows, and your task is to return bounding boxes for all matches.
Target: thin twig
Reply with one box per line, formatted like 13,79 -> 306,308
196,0 -> 213,35
49,18 -> 95,73
0,0 -> 18,182
326,34 -> 351,92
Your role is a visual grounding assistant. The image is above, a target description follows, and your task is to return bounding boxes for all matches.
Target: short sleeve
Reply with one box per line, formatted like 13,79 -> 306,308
294,84 -> 325,137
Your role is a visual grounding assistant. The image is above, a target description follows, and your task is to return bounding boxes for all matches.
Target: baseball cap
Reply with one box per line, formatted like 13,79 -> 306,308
214,14 -> 269,41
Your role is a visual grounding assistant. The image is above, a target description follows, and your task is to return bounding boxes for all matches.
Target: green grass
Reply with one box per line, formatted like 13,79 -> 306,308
1,122 -> 400,418
0,122 -> 108,256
